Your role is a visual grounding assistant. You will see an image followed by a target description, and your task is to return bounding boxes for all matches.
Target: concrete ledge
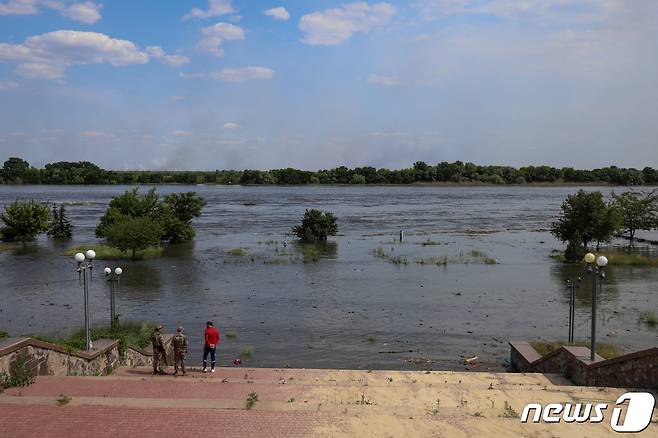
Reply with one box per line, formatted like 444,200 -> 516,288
510,342 -> 658,389
0,337 -> 120,361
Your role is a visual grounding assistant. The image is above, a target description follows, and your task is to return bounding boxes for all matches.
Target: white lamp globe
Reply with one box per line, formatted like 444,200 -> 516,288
114,267 -> 123,276
596,255 -> 608,267
74,252 -> 85,263
85,249 -> 96,260
104,267 -> 111,275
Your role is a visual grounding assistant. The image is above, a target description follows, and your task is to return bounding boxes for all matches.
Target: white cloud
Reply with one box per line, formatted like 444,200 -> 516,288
81,130 -> 115,139
198,22 -> 245,57
0,80 -> 19,90
62,1 -> 102,24
146,46 -> 189,68
367,74 -> 399,86
263,6 -> 290,21
299,2 -> 396,46
183,0 -> 234,21
0,0 -> 103,23
0,30 -> 148,79
412,0 -> 624,24
171,130 -> 192,137
180,66 -> 274,82
0,0 -> 39,15
222,122 -> 240,129
168,95 -> 185,102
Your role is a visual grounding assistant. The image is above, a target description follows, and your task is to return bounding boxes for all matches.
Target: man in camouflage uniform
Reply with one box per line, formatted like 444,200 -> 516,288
150,325 -> 166,375
172,326 -> 188,376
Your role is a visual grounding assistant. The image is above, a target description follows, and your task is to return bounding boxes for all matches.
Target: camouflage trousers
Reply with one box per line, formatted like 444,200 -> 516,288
174,352 -> 186,374
152,349 -> 164,373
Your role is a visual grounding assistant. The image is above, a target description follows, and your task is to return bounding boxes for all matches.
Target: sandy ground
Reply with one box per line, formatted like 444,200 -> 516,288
1,367 -> 656,437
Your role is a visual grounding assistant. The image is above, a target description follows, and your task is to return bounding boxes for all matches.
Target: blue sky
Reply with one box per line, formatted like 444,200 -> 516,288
0,0 -> 657,170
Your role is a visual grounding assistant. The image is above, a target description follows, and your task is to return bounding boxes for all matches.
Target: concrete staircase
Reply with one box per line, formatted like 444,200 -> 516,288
1,366 -> 652,437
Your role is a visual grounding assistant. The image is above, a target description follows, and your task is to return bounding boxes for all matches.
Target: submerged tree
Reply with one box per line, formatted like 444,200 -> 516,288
105,217 -> 163,259
0,200 -> 50,242
47,204 -> 73,239
96,188 -> 206,253
611,191 -> 658,246
292,209 -> 338,241
551,190 -> 621,261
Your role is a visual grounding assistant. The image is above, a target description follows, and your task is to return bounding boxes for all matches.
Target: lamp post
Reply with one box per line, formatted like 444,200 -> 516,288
74,249 -> 96,351
104,267 -> 123,329
565,277 -> 581,345
584,252 -> 608,362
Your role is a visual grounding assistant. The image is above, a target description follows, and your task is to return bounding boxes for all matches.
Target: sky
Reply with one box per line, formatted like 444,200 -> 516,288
0,0 -> 657,171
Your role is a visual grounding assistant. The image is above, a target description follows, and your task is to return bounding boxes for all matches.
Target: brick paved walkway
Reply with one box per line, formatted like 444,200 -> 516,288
1,367 -> 656,437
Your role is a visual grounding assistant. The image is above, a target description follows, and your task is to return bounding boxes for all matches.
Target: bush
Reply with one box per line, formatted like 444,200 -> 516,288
1,200 -> 50,242
292,209 -> 337,241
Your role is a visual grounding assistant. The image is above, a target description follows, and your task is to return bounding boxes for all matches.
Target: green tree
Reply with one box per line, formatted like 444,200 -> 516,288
47,204 -> 73,239
611,191 -> 658,245
551,190 -> 621,261
292,209 -> 338,241
160,192 -> 206,243
104,217 -> 163,259
96,188 -> 160,238
1,200 -> 50,242
2,157 -> 30,183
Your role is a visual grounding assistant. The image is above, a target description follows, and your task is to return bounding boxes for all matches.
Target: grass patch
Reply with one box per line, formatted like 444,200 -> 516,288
0,331 -> 8,339
531,339 -> 623,359
57,394 -> 72,406
62,244 -> 161,260
238,346 -> 254,358
225,330 -> 237,339
367,335 -> 378,343
245,392 -> 259,410
226,248 -> 248,257
641,311 -> 658,327
502,401 -> 519,418
35,320 -> 155,357
550,250 -> 658,266
374,247 -> 498,266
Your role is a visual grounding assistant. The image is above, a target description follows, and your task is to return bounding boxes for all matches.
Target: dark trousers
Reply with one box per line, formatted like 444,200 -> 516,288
202,346 -> 216,369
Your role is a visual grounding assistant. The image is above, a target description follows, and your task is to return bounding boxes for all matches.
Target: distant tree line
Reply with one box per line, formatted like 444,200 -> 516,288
2,157 -> 657,186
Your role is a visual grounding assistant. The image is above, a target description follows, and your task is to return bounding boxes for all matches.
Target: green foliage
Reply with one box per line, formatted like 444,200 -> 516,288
611,191 -> 658,245
530,340 -> 622,359
36,320 -> 155,358
641,312 -> 658,327
104,217 -> 163,260
227,248 -> 248,256
47,204 -> 73,239
245,392 -> 259,410
95,189 -> 205,255
225,330 -> 237,339
62,244 -> 162,260
0,358 -> 35,392
2,157 -> 31,183
551,190 -> 621,261
0,331 -> 8,338
292,209 -> 337,241
239,346 -> 254,358
1,200 -> 50,242
4,156 -> 658,186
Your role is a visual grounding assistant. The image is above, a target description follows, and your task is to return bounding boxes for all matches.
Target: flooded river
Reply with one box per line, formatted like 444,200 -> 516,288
1,185 -> 657,370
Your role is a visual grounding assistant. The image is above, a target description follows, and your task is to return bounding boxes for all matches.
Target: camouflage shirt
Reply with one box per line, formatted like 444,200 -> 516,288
172,333 -> 188,354
150,331 -> 164,350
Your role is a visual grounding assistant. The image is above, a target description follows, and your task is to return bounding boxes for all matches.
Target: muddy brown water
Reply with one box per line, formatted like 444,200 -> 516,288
1,185 -> 657,371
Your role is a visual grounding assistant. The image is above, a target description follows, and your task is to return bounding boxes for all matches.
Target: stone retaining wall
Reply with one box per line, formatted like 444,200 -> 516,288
510,341 -> 658,389
0,335 -> 174,377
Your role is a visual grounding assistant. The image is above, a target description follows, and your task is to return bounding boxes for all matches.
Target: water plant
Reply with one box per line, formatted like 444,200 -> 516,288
642,311 -> 657,327
239,346 -> 254,358
226,330 -> 238,339
227,248 -> 248,257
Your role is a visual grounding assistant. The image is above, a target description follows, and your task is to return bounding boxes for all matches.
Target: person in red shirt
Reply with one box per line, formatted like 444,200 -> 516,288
202,321 -> 220,373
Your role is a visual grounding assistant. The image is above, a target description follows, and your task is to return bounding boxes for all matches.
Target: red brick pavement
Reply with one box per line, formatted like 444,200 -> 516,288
0,405 -> 339,438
